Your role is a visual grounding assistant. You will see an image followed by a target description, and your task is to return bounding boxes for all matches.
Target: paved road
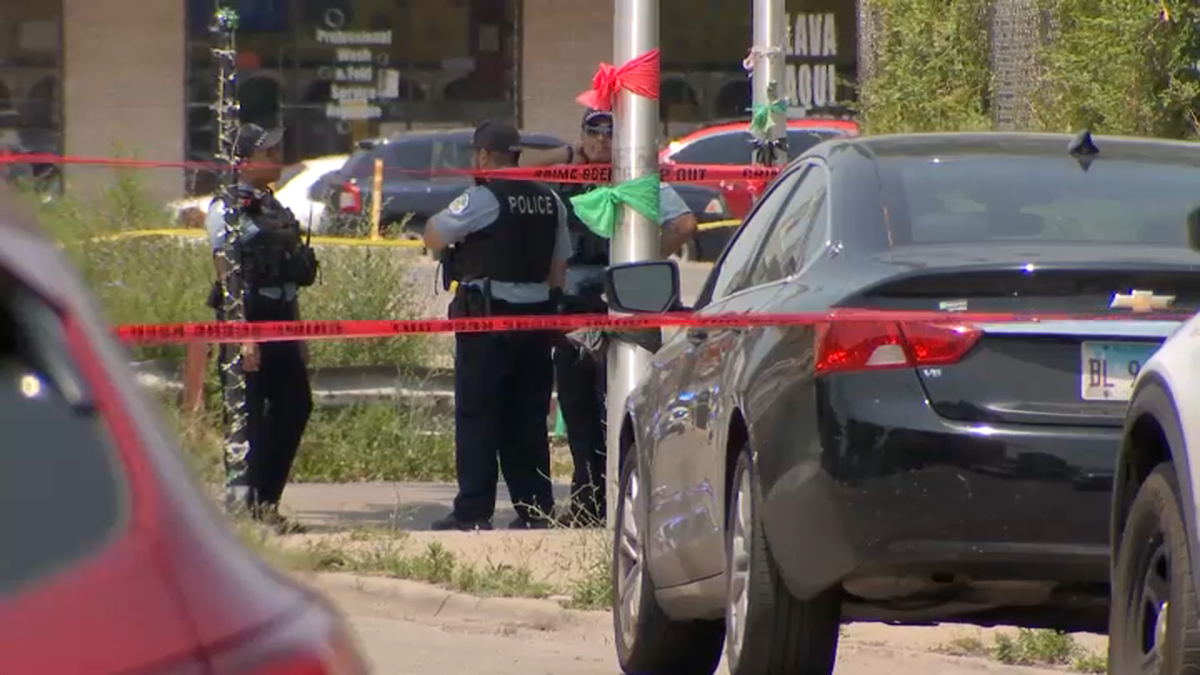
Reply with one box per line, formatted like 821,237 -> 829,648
284,481 -> 570,530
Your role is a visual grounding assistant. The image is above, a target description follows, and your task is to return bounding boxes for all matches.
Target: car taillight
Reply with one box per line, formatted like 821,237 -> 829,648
338,182 -> 361,213
814,321 -> 982,375
703,195 -> 726,215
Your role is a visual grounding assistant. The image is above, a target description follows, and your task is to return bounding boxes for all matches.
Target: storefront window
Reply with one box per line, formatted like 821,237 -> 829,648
661,0 -> 857,135
0,1 -> 64,192
184,0 -> 518,195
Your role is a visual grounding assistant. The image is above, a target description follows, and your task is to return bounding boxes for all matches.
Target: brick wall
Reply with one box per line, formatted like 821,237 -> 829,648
63,0 -> 184,202
520,0 -> 613,142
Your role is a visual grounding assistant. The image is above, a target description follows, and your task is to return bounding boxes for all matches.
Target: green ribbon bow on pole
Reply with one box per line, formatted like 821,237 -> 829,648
749,99 -> 788,135
568,173 -> 661,239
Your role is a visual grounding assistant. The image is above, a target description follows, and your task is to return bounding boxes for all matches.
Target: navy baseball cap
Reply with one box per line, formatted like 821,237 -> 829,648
472,119 -> 522,153
582,109 -> 613,134
234,123 -> 284,158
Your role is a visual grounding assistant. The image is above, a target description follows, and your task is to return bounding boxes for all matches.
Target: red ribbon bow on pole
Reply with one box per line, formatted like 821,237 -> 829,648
576,49 -> 661,111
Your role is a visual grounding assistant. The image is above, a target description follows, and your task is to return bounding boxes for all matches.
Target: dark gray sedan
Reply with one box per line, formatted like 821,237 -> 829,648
602,132 -> 1200,675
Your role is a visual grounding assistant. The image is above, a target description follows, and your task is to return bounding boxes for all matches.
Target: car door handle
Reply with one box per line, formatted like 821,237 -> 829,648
687,327 -> 709,344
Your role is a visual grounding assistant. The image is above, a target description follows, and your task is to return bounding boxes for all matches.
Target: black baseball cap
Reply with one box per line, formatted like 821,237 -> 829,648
582,109 -> 613,134
234,123 -> 284,158
472,119 -> 522,153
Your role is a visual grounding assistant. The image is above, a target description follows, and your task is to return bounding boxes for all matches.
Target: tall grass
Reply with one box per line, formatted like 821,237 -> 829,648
39,176 -> 457,483
40,174 -> 436,368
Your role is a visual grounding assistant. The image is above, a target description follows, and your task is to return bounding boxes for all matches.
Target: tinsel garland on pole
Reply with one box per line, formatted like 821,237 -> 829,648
211,2 -> 252,509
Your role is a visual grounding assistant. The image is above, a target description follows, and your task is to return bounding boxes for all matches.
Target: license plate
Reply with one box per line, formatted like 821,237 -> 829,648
1080,341 -> 1159,402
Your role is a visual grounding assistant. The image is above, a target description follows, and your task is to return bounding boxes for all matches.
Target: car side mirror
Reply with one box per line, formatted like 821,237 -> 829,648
604,260 -> 681,314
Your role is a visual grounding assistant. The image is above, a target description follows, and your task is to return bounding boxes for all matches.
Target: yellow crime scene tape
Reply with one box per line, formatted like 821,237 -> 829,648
87,219 -> 740,246
87,228 -> 426,248
698,219 -> 739,232
82,221 -> 740,293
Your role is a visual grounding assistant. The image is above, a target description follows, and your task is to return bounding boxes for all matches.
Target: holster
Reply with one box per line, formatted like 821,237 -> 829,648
440,246 -> 461,292
450,280 -> 493,318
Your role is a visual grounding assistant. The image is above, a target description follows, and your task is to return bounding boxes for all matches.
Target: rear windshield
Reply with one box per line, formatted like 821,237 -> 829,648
0,273 -> 127,597
881,154 -> 1200,247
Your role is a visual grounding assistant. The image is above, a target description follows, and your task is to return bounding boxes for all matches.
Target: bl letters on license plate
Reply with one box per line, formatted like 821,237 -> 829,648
1080,341 -> 1158,402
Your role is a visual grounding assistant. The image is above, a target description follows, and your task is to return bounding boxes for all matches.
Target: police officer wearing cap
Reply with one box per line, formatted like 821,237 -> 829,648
424,120 -> 573,532
523,109 -> 698,527
205,123 -> 318,534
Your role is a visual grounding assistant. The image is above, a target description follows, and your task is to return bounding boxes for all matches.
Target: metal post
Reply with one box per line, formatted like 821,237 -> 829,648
212,3 -> 252,508
606,0 -> 660,531
752,0 -> 788,165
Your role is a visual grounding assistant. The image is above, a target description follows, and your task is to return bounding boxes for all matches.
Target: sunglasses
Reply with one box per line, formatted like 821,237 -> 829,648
584,126 -> 613,138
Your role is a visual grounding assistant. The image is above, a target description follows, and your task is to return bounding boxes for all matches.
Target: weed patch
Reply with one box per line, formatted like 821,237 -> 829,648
938,628 -> 1108,673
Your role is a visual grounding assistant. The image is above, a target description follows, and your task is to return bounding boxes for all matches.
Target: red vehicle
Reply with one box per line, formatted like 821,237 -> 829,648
659,117 -> 860,220
0,190 -> 367,675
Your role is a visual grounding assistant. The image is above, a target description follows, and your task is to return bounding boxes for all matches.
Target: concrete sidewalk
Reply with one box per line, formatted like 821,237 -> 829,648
282,481 -> 574,531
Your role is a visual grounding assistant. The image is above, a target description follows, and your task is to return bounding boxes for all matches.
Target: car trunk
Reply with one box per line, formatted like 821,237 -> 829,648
840,246 -> 1200,427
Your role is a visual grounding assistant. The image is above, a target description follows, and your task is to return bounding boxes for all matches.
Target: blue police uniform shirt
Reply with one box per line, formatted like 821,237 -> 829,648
563,183 -> 693,296
205,189 -> 298,302
428,185 -> 574,304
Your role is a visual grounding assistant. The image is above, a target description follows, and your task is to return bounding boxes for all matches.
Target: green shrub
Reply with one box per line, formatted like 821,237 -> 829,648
1030,0 -> 1200,138
858,0 -> 994,134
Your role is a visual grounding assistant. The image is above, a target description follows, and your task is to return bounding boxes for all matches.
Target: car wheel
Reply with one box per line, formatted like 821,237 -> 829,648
1110,463 -> 1200,674
612,446 -> 724,674
725,446 -> 841,675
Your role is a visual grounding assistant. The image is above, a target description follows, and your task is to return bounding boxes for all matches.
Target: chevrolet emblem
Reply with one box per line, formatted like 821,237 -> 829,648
1110,290 -> 1176,313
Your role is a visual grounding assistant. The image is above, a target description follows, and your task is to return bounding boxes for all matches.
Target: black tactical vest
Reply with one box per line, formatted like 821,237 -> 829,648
214,188 -> 319,291
558,182 -> 610,267
455,180 -> 560,284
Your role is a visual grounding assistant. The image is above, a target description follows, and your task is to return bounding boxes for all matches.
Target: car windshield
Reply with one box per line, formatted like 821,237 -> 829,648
0,272 -> 126,597
880,154 -> 1200,247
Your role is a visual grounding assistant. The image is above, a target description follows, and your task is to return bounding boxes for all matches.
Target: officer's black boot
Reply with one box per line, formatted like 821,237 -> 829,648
431,512 -> 494,532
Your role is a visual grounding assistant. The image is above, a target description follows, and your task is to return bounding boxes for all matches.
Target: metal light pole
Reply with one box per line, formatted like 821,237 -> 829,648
212,2 -> 252,509
752,0 -> 788,165
606,0 -> 660,530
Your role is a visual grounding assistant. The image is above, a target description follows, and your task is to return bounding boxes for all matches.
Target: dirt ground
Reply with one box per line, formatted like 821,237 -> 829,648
306,572 -> 1105,675
284,529 -> 1108,674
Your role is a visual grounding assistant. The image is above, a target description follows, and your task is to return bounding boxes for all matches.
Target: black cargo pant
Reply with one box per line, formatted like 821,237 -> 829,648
450,293 -> 556,523
554,335 -> 607,521
218,295 -> 314,509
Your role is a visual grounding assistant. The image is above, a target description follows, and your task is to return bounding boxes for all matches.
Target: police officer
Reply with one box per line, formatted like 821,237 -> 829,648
205,123 -> 317,534
424,120 -> 573,532
527,109 -> 698,527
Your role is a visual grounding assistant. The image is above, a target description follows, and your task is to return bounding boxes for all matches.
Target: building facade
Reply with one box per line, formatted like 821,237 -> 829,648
0,0 -> 858,200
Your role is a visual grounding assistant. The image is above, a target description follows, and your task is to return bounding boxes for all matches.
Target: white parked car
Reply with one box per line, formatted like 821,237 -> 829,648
1110,307 -> 1200,673
167,154 -> 348,233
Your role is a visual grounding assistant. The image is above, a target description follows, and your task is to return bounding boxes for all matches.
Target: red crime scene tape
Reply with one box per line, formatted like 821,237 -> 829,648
115,309 -> 1192,345
0,153 -> 781,185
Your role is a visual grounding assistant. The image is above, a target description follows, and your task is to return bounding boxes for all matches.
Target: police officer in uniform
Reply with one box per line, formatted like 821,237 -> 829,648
525,109 -> 698,527
424,120 -> 573,532
205,123 -> 317,534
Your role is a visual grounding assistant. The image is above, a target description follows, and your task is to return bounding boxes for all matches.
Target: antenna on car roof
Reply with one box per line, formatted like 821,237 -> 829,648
1068,129 -> 1099,171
